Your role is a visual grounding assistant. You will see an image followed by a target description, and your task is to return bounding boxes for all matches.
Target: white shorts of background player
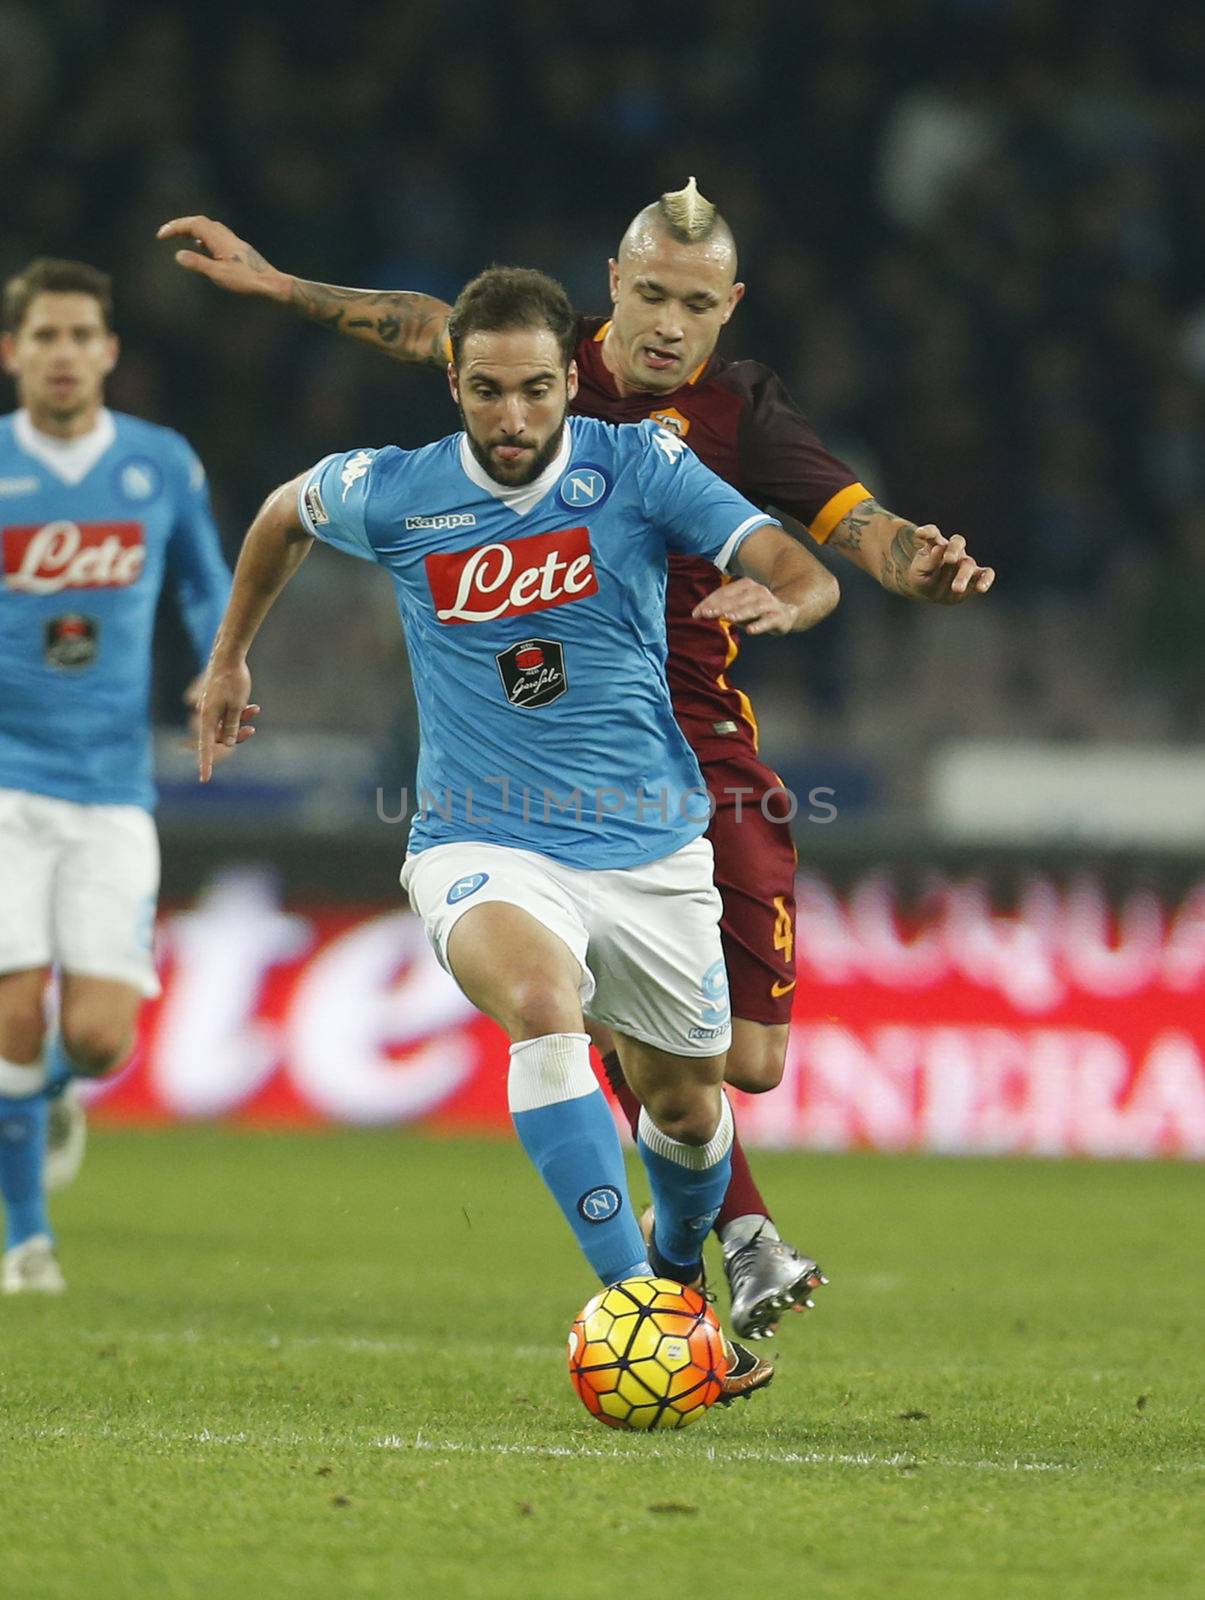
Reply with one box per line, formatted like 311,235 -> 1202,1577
0,787 -> 161,997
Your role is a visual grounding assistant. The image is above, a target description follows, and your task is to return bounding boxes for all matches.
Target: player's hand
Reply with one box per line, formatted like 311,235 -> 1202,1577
907,525 -> 995,603
196,662 -> 259,782
692,578 -> 799,636
156,215 -> 289,302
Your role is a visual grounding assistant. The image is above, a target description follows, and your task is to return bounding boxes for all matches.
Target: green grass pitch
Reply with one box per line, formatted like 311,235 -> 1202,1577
2,1129 -> 1200,1599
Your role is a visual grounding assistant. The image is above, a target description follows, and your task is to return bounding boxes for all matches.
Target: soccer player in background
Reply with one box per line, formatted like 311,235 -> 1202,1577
0,259 -> 234,1292
196,266 -> 840,1398
162,181 -> 994,1337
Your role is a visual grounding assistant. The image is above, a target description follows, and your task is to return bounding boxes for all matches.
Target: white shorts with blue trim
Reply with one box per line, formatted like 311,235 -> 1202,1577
400,836 -> 730,1058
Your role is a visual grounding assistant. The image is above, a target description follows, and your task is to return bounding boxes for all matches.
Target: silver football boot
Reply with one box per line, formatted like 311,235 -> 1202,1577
724,1222 -> 828,1340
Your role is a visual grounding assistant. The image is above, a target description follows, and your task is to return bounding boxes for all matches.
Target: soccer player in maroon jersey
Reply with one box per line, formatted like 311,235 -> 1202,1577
159,181 -> 993,1338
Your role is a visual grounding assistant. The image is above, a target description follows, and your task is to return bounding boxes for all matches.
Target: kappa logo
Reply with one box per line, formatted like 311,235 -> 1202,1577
557,466 -> 610,510
653,427 -> 688,464
0,476 -> 40,497
405,512 -> 477,532
341,450 -> 374,500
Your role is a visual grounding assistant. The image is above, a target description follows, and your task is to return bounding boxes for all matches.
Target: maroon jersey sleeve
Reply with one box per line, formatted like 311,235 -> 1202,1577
733,365 -> 871,543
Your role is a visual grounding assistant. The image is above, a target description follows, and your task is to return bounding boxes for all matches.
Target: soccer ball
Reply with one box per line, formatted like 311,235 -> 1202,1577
567,1276 -> 726,1430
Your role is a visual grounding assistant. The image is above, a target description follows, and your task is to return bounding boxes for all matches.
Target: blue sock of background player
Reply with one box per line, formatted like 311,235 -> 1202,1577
0,1057 -> 52,1250
508,1033 -> 652,1286
43,1034 -> 74,1099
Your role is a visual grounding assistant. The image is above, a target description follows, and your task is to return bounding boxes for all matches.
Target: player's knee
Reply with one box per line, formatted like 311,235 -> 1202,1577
642,1086 -> 722,1147
724,1025 -> 788,1094
502,974 -> 581,1041
60,1020 -> 132,1077
724,1049 -> 784,1094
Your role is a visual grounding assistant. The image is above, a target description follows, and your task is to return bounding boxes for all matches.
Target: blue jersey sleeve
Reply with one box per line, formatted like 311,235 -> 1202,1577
297,449 -> 380,562
163,432 -> 231,666
632,420 -> 778,570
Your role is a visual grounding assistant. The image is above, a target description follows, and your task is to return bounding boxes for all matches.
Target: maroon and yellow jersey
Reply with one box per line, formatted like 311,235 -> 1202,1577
571,317 -> 869,762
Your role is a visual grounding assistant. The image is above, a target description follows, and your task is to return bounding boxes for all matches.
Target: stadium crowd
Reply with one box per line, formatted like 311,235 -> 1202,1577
3,0 -> 1202,811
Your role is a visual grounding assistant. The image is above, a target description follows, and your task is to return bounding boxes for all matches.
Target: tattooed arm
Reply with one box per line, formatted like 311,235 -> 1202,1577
828,496 -> 995,603
157,215 -> 451,368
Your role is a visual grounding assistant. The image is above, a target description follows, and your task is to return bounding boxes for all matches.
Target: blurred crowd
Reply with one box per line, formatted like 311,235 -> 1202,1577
2,0 -> 1203,813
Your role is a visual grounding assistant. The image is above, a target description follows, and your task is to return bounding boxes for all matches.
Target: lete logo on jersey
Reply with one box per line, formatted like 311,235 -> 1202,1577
425,525 -> 599,625
2,521 -> 146,594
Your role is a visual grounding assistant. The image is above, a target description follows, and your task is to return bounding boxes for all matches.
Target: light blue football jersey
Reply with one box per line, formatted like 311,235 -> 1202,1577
299,417 -> 776,868
0,408 -> 230,809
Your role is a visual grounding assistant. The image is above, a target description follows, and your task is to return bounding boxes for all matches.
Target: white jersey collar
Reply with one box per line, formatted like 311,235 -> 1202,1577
14,408 -> 117,486
457,426 -> 572,518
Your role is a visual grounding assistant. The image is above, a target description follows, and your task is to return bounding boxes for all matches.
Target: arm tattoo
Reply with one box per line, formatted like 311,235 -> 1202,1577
881,519 -> 920,595
832,497 -> 922,595
286,281 -> 449,366
829,496 -> 884,553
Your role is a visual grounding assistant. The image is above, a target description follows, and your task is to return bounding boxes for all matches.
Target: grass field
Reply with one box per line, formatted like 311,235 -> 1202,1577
2,1129 -> 1200,1600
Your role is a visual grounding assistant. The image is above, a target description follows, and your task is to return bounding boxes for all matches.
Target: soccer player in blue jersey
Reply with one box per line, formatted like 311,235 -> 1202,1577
0,259 -> 235,1292
197,265 -> 838,1397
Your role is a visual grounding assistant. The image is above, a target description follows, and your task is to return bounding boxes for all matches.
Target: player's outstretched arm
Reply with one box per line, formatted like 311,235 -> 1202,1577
828,497 -> 995,603
693,524 -> 839,635
197,477 -> 314,782
157,215 -> 452,368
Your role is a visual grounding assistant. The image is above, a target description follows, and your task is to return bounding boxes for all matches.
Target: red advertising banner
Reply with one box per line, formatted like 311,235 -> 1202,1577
88,869 -> 1205,1158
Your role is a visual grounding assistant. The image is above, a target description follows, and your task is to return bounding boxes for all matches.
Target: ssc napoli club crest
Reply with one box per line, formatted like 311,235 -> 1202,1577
115,458 -> 163,503
495,638 -> 567,709
577,1185 -> 622,1224
446,872 -> 489,905
557,465 -> 610,511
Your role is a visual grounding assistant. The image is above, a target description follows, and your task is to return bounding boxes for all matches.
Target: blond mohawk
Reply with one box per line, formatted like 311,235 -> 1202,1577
658,176 -> 718,244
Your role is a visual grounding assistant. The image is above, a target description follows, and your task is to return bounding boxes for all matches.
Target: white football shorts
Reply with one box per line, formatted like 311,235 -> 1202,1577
0,787 -> 161,997
400,836 -> 731,1058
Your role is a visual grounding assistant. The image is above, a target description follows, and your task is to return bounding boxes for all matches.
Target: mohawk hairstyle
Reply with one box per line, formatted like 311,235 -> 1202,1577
657,176 -> 721,244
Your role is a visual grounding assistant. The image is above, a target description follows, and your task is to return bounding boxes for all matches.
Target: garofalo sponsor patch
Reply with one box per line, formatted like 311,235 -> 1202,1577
495,637 -> 567,709
45,613 -> 98,668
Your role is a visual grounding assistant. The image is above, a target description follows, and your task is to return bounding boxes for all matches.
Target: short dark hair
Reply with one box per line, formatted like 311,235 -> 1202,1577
446,266 -> 576,369
3,258 -> 114,333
